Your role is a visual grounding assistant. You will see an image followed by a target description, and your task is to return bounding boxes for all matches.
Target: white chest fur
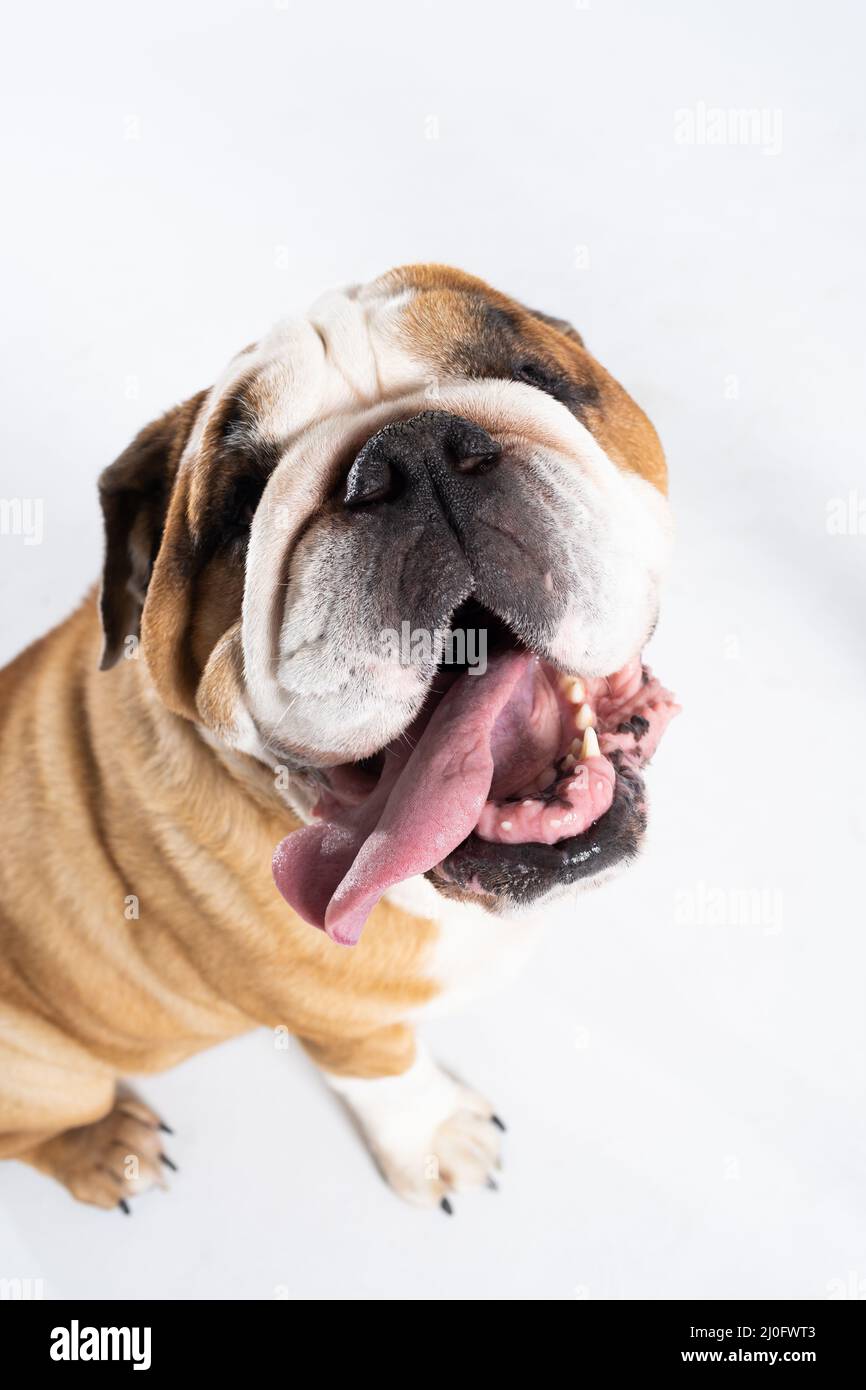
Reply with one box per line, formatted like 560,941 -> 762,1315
384,875 -> 545,1020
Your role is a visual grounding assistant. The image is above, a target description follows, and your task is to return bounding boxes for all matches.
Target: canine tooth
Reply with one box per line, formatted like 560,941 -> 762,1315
579,726 -> 600,760
565,677 -> 585,704
500,820 -> 513,831
576,703 -> 596,731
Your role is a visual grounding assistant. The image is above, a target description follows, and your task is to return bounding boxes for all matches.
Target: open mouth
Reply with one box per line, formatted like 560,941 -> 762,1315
272,604 -> 680,945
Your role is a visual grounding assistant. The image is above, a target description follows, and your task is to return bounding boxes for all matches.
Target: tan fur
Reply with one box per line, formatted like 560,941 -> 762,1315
0,595 -> 437,1198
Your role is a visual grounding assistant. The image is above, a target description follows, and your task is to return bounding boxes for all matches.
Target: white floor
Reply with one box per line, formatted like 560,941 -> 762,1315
1,0 -> 864,1300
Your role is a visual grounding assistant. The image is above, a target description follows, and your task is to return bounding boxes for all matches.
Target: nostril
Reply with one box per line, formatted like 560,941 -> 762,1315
452,447 -> 502,475
446,420 -> 502,475
344,456 -> 401,507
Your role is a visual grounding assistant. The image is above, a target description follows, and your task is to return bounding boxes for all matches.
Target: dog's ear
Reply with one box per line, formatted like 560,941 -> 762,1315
523,305 -> 585,348
98,393 -> 207,669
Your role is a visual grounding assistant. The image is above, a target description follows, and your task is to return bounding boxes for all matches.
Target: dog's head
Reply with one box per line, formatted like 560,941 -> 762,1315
99,265 -> 679,944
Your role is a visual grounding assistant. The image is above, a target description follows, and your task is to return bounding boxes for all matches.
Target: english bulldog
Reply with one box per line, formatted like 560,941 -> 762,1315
0,265 -> 678,1212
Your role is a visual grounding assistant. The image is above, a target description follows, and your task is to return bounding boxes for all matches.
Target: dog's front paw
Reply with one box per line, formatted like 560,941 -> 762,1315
326,1049 -> 504,1209
28,1086 -> 176,1213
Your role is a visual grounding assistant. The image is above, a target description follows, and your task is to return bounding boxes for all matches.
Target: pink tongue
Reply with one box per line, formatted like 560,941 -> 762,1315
272,651 -> 532,946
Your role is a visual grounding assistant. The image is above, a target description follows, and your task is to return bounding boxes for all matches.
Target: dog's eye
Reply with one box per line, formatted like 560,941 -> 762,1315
513,361 -> 563,397
219,474 -> 267,546
235,478 -> 264,527
514,361 -> 601,418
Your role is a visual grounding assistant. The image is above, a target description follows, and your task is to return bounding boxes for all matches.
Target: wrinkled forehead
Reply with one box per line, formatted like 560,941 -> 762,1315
188,264 -> 666,493
366,263 -> 587,379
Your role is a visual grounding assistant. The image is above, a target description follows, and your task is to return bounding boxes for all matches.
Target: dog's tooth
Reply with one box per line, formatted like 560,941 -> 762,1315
562,753 -> 577,771
539,766 -> 557,789
565,677 -> 585,704
576,703 -> 596,731
579,726 -> 600,760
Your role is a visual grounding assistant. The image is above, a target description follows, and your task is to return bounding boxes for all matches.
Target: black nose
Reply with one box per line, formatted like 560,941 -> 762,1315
344,411 -> 502,507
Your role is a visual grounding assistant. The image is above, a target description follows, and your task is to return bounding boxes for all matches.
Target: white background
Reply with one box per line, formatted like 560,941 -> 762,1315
1,0 -> 864,1300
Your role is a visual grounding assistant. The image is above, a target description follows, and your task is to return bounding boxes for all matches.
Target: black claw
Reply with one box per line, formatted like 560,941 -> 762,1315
118,1199 -> 132,1215
491,1114 -> 507,1131
486,1175 -> 499,1191
440,1196 -> 454,1215
158,1121 -> 174,1135
159,1153 -> 178,1172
